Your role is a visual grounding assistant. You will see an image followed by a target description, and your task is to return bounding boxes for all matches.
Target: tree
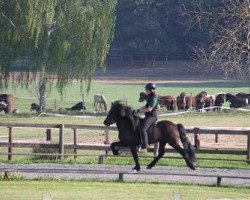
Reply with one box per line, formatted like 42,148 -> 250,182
181,0 -> 250,79
0,0 -> 116,111
113,0 -> 188,57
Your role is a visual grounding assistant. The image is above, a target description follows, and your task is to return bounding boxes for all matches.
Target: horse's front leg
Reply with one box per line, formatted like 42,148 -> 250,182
110,141 -> 126,155
130,145 -> 140,173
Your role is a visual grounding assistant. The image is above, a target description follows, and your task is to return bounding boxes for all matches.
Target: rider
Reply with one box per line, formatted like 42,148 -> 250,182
135,83 -> 159,151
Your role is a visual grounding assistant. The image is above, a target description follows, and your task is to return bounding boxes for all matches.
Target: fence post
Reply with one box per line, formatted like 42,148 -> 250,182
104,129 -> 110,155
118,173 -> 124,181
247,132 -> 250,164
46,129 -> 51,141
73,128 -> 77,159
8,127 -> 13,161
215,133 -> 219,143
59,124 -> 64,159
217,177 -> 222,186
194,128 -> 200,150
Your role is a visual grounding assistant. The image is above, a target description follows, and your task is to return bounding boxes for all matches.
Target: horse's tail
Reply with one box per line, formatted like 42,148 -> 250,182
173,100 -> 178,112
177,123 -> 196,163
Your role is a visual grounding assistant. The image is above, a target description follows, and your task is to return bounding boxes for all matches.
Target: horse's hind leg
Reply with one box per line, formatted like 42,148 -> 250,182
170,142 -> 195,170
147,141 -> 167,169
130,145 -> 140,172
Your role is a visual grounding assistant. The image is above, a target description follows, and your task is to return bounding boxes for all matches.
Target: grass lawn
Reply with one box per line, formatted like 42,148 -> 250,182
1,80 -> 250,113
0,180 -> 249,200
0,80 -> 249,169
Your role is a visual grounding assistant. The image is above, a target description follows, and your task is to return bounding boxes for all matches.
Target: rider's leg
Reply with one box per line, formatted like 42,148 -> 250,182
140,116 -> 156,149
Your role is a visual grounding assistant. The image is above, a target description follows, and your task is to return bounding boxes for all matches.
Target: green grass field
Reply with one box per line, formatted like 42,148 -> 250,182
0,80 -> 250,127
0,80 -> 250,169
0,179 -> 249,200
1,80 -> 250,114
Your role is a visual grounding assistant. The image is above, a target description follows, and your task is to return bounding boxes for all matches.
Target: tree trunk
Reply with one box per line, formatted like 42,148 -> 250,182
39,78 -> 46,113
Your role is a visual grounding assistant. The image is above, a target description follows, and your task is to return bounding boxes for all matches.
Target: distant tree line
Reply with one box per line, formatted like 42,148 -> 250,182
112,0 -> 250,80
111,0 -> 210,59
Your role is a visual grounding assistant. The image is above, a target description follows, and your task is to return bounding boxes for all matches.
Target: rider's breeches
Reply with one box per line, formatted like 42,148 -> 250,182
140,116 -> 157,148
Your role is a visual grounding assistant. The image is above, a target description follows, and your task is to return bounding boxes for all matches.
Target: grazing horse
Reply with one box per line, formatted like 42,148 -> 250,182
30,103 -> 40,112
69,102 -> 86,111
236,92 -> 250,104
204,95 -> 216,111
226,93 -> 248,108
139,92 -> 177,111
94,94 -> 108,112
214,94 -> 226,111
30,103 -> 53,113
0,101 -> 7,113
176,92 -> 195,110
103,101 -> 195,172
195,91 -> 207,110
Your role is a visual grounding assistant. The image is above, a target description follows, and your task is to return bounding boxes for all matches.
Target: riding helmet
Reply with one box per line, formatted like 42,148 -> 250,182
145,83 -> 156,90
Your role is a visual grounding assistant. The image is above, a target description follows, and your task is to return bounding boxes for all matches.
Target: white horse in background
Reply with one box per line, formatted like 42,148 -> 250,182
0,101 -> 7,112
94,94 -> 108,113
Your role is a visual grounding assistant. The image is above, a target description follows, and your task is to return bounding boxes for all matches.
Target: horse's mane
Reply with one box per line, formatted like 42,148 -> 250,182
196,91 -> 207,99
180,92 -> 186,97
113,101 -> 140,131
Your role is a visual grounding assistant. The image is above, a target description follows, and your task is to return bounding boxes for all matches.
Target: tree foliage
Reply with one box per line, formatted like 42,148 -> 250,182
0,0 -> 117,92
113,0 -> 183,56
181,0 -> 250,79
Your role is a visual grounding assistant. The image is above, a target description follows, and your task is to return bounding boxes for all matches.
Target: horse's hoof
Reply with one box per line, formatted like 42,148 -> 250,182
130,169 -> 139,174
189,165 -> 196,170
146,165 -> 153,170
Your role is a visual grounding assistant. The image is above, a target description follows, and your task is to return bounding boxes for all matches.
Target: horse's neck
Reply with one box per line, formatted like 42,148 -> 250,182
116,120 -> 135,134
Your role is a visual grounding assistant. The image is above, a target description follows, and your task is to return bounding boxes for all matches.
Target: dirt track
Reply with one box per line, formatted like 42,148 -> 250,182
1,163 -> 250,187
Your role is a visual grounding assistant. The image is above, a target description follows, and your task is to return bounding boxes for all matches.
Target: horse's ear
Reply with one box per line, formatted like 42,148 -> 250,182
111,102 -> 114,106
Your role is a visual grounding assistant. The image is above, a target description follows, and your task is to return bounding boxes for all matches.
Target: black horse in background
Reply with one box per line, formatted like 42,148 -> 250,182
103,101 -> 195,172
214,93 -> 226,111
226,93 -> 248,108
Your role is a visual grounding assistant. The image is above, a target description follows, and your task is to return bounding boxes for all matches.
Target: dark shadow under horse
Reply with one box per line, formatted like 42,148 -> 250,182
103,101 -> 195,172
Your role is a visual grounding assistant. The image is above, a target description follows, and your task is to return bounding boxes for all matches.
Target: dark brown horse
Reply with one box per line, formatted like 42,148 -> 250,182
214,94 -> 226,111
139,92 -> 178,111
103,101 -> 195,172
195,91 -> 207,110
176,92 -> 196,110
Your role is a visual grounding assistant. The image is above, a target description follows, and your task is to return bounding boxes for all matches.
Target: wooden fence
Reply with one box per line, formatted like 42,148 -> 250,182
0,123 -> 249,163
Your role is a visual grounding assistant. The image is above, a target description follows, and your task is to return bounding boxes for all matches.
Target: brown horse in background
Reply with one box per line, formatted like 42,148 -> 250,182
104,101 -> 195,172
204,95 -> 216,111
139,92 -> 178,111
195,91 -> 207,110
176,92 -> 196,110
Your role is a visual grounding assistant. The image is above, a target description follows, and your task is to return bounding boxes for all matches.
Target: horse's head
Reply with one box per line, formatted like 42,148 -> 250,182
225,93 -> 234,102
103,101 -> 139,130
104,101 -> 125,126
217,94 -> 226,103
138,92 -> 149,102
196,91 -> 207,103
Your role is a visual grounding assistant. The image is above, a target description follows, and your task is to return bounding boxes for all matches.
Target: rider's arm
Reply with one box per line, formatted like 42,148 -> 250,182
138,97 -> 158,113
138,106 -> 153,113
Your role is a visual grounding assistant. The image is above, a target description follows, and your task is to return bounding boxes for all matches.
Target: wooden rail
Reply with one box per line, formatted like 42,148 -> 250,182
0,167 -> 249,186
0,123 -> 249,163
